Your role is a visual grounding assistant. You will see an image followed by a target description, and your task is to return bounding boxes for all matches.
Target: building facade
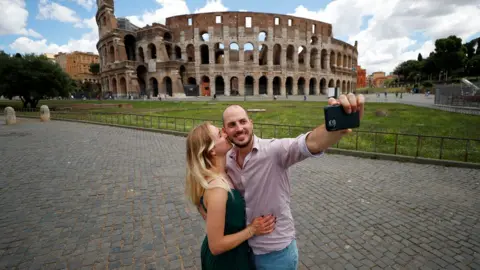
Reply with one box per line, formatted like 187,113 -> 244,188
55,51 -> 100,83
356,65 -> 366,88
96,0 -> 358,98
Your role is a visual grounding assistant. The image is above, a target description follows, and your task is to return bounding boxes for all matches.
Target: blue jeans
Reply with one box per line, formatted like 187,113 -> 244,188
253,240 -> 298,270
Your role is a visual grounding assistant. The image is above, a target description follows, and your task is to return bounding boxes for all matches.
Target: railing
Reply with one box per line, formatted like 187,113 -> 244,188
14,110 -> 480,164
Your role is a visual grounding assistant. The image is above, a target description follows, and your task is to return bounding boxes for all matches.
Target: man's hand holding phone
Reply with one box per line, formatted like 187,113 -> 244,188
324,93 -> 365,133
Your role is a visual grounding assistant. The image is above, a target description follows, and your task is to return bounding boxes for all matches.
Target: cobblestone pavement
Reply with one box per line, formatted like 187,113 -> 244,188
0,120 -> 479,270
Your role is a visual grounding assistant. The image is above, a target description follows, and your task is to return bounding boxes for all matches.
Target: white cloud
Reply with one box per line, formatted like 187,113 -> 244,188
194,0 -> 228,13
37,0 -> 81,23
126,0 -> 229,27
290,0 -> 480,74
70,0 -> 95,10
126,0 -> 190,27
0,0 -> 42,38
9,16 -> 98,54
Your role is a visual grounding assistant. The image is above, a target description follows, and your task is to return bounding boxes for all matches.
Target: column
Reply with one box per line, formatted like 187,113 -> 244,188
224,75 -> 230,96
267,77 -> 273,97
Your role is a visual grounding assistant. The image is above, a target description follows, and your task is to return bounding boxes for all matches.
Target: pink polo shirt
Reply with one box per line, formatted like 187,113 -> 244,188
226,132 -> 323,255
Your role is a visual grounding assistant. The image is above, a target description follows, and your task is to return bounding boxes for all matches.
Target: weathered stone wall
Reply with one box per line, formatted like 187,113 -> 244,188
97,7 -> 358,98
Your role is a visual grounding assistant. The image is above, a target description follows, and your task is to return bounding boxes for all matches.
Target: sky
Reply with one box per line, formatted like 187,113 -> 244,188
0,0 -> 479,74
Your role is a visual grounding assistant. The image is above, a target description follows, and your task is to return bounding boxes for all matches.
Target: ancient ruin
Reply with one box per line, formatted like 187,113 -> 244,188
4,107 -> 16,125
96,0 -> 358,98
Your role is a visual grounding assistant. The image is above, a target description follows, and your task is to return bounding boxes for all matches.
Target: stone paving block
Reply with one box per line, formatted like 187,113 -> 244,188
0,120 -> 478,268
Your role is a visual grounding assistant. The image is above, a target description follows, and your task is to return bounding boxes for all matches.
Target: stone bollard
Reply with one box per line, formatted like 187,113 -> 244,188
4,106 -> 16,125
40,105 -> 50,122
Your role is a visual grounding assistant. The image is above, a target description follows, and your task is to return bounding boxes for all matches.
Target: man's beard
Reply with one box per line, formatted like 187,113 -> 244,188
229,132 -> 253,148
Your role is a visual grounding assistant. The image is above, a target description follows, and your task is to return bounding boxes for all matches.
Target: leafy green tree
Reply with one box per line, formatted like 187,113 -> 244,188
432,35 -> 467,78
417,53 -> 423,62
89,63 -> 100,75
0,52 -> 74,108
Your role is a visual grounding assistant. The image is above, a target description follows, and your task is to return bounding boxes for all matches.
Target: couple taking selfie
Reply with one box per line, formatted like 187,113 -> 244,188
185,93 -> 365,270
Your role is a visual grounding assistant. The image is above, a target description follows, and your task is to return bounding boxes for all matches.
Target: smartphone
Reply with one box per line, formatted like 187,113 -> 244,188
324,105 -> 360,132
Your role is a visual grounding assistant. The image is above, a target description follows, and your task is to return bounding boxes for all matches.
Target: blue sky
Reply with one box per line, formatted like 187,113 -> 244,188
0,0 -> 479,73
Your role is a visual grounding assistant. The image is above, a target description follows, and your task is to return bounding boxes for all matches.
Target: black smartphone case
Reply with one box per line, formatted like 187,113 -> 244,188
324,105 -> 360,131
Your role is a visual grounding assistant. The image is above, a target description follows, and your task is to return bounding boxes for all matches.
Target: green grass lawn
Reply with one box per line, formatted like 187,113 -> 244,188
4,99 -> 479,163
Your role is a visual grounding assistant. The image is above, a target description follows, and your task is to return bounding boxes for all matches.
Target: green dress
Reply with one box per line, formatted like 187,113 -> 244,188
200,189 -> 255,270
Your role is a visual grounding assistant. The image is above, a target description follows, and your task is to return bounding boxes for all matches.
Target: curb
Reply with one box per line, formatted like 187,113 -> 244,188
16,115 -> 480,170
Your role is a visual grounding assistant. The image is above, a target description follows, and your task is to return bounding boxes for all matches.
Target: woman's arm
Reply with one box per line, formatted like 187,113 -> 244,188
205,187 -> 275,256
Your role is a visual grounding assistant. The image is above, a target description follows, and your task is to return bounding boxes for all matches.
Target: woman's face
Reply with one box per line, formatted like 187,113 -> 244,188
208,124 -> 232,157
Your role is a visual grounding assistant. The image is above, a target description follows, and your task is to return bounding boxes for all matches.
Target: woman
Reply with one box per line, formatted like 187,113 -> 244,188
185,122 -> 275,269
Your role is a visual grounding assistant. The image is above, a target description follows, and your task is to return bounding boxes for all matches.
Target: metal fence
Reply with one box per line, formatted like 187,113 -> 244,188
14,109 -> 480,164
434,85 -> 480,108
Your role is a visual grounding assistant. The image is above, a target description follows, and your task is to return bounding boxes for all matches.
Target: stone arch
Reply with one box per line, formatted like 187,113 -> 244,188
230,77 -> 239,96
214,43 -> 225,64
215,76 -> 225,95
286,45 -> 294,67
136,65 -> 147,95
328,79 -> 335,88
179,65 -> 186,84
229,43 -> 239,62
148,43 -> 157,59
309,78 -> 317,95
286,77 -> 293,95
138,47 -> 145,62
310,36 -> 318,45
273,44 -> 281,66
342,80 -> 347,93
330,51 -> 336,69
337,53 -> 342,68
186,44 -> 195,62
336,79 -> 341,88
119,77 -> 127,96
321,49 -> 328,70
343,54 -> 347,68
187,77 -> 197,85
165,44 -> 172,60
150,77 -> 159,96
200,44 -> 209,64
258,31 -> 267,42
320,78 -> 327,95
298,46 -> 307,65
259,76 -> 268,95
163,76 -> 173,96
124,34 -> 136,61
201,76 -> 210,96
200,32 -> 209,42
244,43 -> 254,63
273,77 -> 281,96
175,46 -> 181,60
245,76 -> 254,96
347,81 -> 351,92
259,44 -> 268,66
111,78 -> 117,95
298,77 -> 306,95
164,32 -> 172,42
310,48 -> 318,69
108,45 -> 115,63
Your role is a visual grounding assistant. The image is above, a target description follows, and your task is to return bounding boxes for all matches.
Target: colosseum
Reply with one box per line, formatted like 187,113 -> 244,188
96,0 -> 358,98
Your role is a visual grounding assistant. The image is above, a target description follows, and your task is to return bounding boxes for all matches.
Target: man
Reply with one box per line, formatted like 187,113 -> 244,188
200,93 -> 365,269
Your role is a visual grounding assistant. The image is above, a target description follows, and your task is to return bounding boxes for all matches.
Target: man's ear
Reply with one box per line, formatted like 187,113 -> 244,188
221,127 -> 227,133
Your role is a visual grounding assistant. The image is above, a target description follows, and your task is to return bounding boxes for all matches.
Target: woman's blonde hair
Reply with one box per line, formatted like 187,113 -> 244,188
185,122 -> 231,207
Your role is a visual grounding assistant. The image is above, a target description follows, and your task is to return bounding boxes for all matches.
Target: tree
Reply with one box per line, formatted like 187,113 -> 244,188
0,52 -> 74,108
393,60 -> 422,83
432,35 -> 467,78
89,63 -> 100,75
417,53 -> 423,62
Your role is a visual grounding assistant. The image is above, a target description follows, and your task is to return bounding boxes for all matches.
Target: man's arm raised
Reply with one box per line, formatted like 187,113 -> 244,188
305,93 -> 365,155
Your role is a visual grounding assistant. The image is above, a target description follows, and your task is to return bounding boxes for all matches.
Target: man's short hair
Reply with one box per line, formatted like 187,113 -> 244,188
222,104 -> 249,126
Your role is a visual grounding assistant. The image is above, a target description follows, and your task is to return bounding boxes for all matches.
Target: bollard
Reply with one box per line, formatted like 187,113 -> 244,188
4,107 -> 16,125
40,105 -> 50,122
